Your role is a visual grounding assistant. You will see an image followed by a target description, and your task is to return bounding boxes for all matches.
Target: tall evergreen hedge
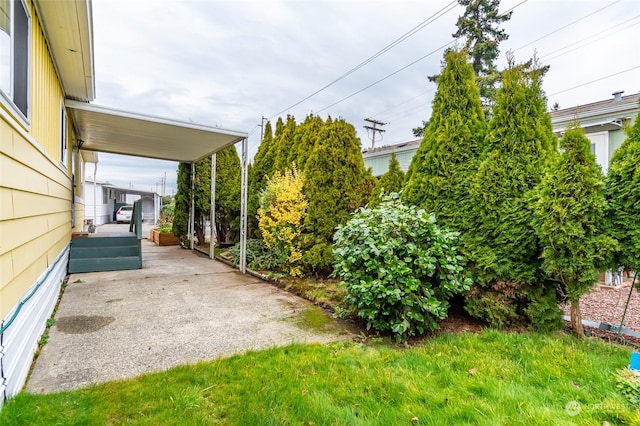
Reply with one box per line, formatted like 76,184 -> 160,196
301,117 -> 372,274
534,126 -> 614,335
403,48 -> 486,235
464,60 -> 559,329
607,107 -> 640,271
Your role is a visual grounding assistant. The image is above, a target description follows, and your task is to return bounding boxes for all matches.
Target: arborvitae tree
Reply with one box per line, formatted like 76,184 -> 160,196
289,114 -> 324,168
403,48 -> 486,234
173,146 -> 241,246
172,159 -> 212,246
173,162 -> 191,242
464,60 -> 558,329
214,145 -> 241,244
370,153 -> 405,206
534,126 -> 615,336
273,115 -> 297,173
248,121 -> 276,236
607,107 -> 640,271
453,0 -> 512,111
302,117 -> 371,274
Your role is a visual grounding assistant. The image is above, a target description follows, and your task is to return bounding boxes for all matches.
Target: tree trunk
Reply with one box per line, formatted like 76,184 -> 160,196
570,299 -> 584,336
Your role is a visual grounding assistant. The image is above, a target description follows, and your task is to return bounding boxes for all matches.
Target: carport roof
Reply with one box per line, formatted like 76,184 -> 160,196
66,100 -> 248,163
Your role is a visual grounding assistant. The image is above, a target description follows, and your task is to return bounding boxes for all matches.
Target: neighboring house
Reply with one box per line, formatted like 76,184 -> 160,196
550,91 -> 639,175
362,91 -> 639,177
84,179 -> 160,225
0,0 -> 95,405
362,139 -> 420,177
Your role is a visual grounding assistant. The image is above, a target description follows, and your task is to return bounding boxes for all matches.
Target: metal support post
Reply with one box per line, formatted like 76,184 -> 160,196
210,153 -> 217,260
239,138 -> 248,274
189,162 -> 195,250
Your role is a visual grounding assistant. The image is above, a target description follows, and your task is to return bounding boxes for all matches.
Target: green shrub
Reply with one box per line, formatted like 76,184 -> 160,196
228,239 -> 284,271
333,194 -> 471,341
155,222 -> 173,233
615,368 -> 640,406
258,167 -> 307,277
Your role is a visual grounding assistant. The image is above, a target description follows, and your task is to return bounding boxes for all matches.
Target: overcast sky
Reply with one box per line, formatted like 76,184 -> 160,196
88,0 -> 640,195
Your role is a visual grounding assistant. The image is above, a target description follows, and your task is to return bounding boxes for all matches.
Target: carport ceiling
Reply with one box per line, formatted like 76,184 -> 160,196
66,100 -> 247,162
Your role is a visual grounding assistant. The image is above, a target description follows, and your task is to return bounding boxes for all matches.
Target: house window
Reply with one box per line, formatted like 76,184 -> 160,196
0,0 -> 30,121
60,103 -> 68,167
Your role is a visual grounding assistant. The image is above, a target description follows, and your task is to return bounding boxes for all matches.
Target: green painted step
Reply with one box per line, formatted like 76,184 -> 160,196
70,245 -> 140,259
71,235 -> 138,248
68,256 -> 142,273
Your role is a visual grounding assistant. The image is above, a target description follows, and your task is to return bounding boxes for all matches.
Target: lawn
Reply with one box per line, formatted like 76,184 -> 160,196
1,330 -> 638,425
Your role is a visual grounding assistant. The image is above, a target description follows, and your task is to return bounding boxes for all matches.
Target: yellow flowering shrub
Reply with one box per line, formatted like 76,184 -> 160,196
258,167 -> 308,276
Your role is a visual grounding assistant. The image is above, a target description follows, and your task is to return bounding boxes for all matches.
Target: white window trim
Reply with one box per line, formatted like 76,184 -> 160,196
585,131 -> 610,175
0,0 -> 31,128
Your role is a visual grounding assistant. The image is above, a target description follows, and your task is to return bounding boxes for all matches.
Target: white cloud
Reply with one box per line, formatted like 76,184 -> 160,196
88,0 -> 640,186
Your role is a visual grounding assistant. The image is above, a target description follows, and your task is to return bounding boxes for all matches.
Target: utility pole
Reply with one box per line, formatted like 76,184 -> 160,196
259,116 -> 267,142
364,118 -> 386,149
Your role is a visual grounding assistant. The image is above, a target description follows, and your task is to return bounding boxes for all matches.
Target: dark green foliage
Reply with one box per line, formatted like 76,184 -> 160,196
302,117 -> 372,274
535,127 -> 614,299
289,114 -> 324,169
464,60 -> 558,329
214,146 -> 241,243
412,120 -> 429,138
607,108 -> 640,271
333,194 -> 471,341
370,153 -> 405,206
228,239 -> 284,271
173,146 -> 241,245
248,121 -> 276,237
452,0 -> 512,110
273,115 -> 297,173
173,162 -> 191,242
403,48 -> 486,234
534,126 -> 614,334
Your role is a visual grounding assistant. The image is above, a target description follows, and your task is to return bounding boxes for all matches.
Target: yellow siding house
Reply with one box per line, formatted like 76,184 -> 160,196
0,0 -> 94,404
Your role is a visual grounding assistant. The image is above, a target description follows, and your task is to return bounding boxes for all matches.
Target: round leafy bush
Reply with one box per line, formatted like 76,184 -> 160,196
333,194 -> 471,341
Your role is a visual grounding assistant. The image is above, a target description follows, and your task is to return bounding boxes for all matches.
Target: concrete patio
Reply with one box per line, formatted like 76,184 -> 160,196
26,234 -> 351,394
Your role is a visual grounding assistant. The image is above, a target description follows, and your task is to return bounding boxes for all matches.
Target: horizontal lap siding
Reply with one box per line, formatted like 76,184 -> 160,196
0,0 -> 70,320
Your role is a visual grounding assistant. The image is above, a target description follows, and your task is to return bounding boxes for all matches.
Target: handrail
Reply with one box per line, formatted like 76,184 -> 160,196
129,200 -> 143,239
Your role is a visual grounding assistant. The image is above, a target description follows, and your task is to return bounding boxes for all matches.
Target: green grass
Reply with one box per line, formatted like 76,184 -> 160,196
2,330 -> 638,425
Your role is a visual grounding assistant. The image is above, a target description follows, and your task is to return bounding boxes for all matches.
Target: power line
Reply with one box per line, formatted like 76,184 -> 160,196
268,0 -> 459,119
369,0 -> 628,126
316,40 -> 455,114
512,0 -> 622,54
541,16 -> 640,63
548,65 -> 640,97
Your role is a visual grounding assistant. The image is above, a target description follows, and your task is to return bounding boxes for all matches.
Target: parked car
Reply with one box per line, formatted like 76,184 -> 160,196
115,205 -> 133,223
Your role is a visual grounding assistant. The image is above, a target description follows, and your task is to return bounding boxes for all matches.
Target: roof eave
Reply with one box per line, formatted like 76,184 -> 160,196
33,0 -> 96,102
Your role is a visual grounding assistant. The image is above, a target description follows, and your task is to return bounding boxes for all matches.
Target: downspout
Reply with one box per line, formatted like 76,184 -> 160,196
93,162 -> 97,229
210,153 -> 216,260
